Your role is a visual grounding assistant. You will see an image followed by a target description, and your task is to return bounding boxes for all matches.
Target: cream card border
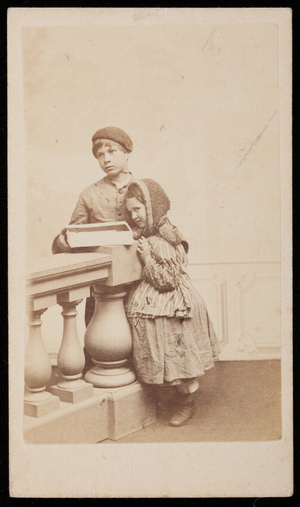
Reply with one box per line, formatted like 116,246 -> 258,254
8,8 -> 292,498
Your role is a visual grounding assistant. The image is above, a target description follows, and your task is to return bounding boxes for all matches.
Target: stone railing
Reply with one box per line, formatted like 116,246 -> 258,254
24,245 -> 156,443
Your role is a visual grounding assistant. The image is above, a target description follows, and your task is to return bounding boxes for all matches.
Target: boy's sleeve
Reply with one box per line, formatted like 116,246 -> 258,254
142,240 -> 179,291
69,195 -> 90,224
52,194 -> 89,253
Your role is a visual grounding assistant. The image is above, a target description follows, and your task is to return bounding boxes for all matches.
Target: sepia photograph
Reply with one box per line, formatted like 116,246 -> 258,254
8,7 -> 292,498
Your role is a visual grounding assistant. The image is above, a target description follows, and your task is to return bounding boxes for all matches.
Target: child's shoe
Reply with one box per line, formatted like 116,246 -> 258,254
169,391 -> 195,427
169,402 -> 195,426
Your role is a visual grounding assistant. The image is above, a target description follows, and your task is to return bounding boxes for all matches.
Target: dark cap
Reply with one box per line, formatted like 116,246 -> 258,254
92,126 -> 133,157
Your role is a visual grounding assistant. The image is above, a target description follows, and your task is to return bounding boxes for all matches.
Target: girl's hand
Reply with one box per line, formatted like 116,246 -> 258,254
137,236 -> 151,265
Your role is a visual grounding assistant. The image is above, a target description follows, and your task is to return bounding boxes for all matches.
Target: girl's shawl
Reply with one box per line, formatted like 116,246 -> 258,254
129,178 -> 189,253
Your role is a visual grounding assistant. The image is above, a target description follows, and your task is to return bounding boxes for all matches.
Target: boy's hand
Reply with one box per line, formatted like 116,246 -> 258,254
137,236 -> 151,265
56,228 -> 71,252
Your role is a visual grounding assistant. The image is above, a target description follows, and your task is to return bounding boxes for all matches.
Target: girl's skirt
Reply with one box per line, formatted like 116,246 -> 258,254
127,287 -> 219,385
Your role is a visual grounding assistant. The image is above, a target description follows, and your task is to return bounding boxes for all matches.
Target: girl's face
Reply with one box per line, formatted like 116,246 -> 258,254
126,197 -> 147,229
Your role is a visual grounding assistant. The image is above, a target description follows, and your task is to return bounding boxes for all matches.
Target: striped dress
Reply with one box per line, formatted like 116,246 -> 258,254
125,235 -> 219,385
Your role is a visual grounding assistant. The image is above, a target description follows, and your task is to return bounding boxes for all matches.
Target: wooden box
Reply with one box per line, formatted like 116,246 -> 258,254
66,222 -> 134,248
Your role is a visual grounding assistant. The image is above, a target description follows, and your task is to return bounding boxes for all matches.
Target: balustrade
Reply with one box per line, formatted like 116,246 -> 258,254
25,251 -> 111,415
24,246 -> 156,443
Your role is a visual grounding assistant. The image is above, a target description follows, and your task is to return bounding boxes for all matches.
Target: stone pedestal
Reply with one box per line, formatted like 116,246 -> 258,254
24,382 -> 157,444
105,381 -> 157,441
84,286 -> 136,388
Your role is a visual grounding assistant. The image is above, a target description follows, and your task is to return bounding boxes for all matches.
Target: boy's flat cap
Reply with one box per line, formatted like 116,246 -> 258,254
92,126 -> 133,156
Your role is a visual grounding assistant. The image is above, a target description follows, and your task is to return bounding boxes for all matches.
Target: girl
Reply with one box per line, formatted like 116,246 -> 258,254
124,179 -> 219,427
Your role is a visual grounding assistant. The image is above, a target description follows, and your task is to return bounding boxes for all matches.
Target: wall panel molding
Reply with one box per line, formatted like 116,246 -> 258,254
187,270 -> 228,350
188,262 -> 281,361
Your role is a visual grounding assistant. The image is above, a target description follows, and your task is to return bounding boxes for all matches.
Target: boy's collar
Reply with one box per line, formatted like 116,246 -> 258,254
107,172 -> 132,188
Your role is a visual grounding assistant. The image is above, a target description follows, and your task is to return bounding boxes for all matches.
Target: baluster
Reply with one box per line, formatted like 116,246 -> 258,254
50,292 -> 93,403
24,306 -> 60,417
84,284 -> 136,388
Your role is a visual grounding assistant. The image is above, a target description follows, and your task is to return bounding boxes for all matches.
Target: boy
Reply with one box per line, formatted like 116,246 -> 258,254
53,126 -> 134,253
52,127 -> 135,361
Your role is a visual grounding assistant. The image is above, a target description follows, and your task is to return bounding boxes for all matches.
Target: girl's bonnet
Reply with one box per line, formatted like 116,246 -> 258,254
126,178 -> 189,253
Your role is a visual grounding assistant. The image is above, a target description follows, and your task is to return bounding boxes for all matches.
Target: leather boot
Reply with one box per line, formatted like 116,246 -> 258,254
169,391 -> 195,427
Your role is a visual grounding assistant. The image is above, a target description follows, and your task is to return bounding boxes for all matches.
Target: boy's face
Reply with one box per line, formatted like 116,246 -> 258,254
96,140 -> 129,179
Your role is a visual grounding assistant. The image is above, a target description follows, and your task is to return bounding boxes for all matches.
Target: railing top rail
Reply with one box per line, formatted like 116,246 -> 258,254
27,252 -> 112,282
26,244 -> 142,299
26,252 -> 112,300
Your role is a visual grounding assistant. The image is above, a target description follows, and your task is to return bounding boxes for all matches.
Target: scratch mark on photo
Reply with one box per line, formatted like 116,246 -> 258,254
201,29 -> 217,52
236,110 -> 277,170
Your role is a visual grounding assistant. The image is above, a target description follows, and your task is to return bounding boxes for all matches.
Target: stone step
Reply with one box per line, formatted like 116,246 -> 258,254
23,381 -> 157,444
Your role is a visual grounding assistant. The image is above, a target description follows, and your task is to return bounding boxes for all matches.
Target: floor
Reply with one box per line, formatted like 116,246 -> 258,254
101,360 -> 282,443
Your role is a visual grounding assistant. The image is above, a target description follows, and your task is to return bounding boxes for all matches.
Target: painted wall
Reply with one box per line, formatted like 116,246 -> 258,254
23,23 -> 281,359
